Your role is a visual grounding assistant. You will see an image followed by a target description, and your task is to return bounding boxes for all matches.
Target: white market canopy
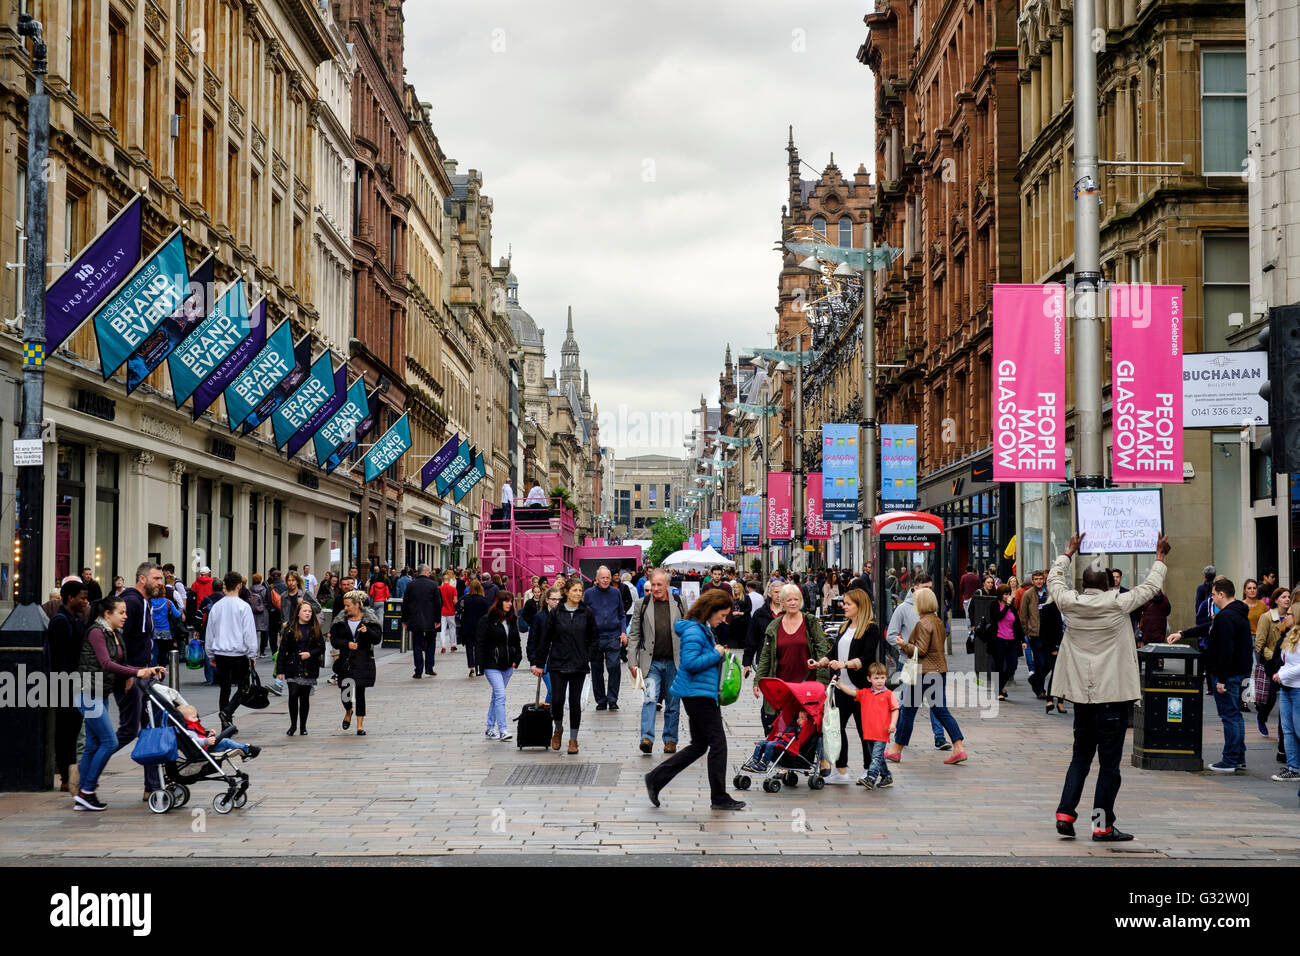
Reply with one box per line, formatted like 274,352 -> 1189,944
660,546 -> 736,571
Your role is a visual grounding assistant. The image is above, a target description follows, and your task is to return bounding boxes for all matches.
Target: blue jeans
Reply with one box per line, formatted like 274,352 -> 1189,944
75,693 -> 117,793
485,667 -> 513,732
542,669 -> 552,706
896,658 -> 946,744
640,660 -> 680,743
867,739 -> 892,782
894,673 -> 964,747
590,642 -> 622,705
1024,639 -> 1036,674
1277,685 -> 1299,773
1211,673 -> 1246,765
210,738 -> 250,756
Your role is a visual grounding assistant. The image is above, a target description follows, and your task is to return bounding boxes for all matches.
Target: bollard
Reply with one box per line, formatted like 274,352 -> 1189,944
169,649 -> 181,691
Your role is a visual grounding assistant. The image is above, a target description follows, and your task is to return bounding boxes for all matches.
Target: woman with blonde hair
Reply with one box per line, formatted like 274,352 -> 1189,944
754,583 -> 831,733
889,586 -> 967,765
1270,588 -> 1300,783
824,588 -> 879,784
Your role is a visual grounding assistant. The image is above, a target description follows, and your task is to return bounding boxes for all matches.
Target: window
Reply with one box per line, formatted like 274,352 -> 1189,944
812,216 -> 826,239
1201,50 -> 1247,176
217,484 -> 233,576
68,0 -> 90,106
227,145 -> 239,230
272,500 -> 283,570
1202,234 -> 1249,350
54,443 -> 85,582
838,217 -> 853,248
196,477 -> 212,572
174,91 -> 190,191
95,453 -> 120,588
144,53 -> 160,172
108,12 -> 128,137
202,118 -> 217,214
249,492 -> 259,573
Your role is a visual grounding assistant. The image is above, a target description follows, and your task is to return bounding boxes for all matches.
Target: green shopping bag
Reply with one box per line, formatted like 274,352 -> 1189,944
718,652 -> 742,706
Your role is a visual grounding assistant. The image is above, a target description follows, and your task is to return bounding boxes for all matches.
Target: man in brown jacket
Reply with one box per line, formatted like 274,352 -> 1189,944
1046,531 -> 1171,843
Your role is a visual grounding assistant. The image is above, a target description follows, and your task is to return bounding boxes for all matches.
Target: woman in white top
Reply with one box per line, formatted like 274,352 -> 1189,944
825,588 -> 880,784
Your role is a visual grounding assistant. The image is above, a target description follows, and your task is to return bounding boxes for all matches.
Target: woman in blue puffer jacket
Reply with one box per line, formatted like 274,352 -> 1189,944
644,588 -> 745,811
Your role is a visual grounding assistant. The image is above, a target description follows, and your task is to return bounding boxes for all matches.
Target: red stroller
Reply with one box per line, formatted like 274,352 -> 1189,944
733,678 -> 827,793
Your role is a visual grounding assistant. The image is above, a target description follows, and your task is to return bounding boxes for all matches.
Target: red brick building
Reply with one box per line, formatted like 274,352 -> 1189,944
337,0 -> 410,567
858,0 -> 1021,576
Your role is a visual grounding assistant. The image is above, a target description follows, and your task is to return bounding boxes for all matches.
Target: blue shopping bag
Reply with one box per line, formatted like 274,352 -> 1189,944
131,725 -> 178,765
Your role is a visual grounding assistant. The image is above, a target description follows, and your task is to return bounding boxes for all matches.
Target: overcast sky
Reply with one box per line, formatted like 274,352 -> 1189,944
404,2 -> 876,457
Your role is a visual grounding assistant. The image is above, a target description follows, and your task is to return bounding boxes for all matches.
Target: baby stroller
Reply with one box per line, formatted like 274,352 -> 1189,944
140,680 -> 251,815
733,678 -> 826,793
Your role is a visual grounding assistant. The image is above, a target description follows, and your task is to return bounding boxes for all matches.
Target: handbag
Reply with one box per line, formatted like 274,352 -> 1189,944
820,680 -> 841,764
900,645 -> 920,686
718,652 -> 742,706
242,667 -> 271,710
131,725 -> 178,765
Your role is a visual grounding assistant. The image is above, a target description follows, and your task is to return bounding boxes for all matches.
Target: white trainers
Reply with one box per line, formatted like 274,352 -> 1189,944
498,730 -> 513,741
485,729 -> 501,740
825,771 -> 853,785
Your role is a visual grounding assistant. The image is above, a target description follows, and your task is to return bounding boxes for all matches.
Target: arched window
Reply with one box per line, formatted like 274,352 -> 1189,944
839,217 -> 853,248
812,216 -> 826,238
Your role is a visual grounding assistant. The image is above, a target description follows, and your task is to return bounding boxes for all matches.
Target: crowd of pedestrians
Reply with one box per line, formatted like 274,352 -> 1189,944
39,543 -> 1300,825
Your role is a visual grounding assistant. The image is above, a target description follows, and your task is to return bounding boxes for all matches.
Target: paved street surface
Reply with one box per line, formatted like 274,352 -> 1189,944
2,626 -> 1296,864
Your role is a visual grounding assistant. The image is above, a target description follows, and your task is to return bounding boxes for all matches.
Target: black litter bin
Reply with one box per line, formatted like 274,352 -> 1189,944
382,598 -> 403,649
1132,643 -> 1204,771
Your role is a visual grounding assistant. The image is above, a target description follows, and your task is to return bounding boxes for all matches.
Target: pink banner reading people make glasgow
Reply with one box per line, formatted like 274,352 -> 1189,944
767,472 -> 793,540
805,472 -> 831,540
720,512 -> 738,553
1111,284 -> 1183,483
992,284 -> 1067,482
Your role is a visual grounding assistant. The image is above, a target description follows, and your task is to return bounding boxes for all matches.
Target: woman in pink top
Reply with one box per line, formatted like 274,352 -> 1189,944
990,584 -> 1020,702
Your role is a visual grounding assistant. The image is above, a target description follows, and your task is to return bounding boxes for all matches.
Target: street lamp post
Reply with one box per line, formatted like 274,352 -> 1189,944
861,221 -> 878,566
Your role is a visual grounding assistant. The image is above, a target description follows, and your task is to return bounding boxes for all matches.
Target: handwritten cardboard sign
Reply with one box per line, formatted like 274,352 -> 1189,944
1074,488 -> 1164,555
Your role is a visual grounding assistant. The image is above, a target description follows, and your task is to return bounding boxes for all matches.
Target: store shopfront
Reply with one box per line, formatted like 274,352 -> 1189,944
920,455 -> 1015,587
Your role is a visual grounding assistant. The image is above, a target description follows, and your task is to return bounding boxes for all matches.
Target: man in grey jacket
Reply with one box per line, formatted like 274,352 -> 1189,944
1047,531 -> 1170,843
628,569 -> 686,755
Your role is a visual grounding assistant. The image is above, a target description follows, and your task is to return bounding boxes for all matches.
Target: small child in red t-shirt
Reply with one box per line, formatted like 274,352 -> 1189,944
834,661 -> 899,790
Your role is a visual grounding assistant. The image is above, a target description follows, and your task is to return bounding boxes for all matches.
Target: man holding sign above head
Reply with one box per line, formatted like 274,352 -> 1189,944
1046,530 -> 1171,843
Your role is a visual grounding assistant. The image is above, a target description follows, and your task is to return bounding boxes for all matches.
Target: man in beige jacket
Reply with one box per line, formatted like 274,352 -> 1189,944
1046,531 -> 1171,843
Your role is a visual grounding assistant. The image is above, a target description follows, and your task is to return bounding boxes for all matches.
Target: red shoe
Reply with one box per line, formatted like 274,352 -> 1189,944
943,751 -> 968,764
884,751 -> 901,763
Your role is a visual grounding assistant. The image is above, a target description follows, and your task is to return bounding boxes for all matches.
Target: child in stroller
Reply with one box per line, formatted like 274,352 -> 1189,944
733,678 -> 827,793
178,705 -> 261,760
741,711 -> 806,773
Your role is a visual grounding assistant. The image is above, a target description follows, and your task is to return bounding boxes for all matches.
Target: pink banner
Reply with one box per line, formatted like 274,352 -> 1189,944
690,534 -> 700,551
992,284 -> 1067,482
720,512 -> 738,552
805,472 -> 831,539
1111,284 -> 1183,483
767,472 -> 793,540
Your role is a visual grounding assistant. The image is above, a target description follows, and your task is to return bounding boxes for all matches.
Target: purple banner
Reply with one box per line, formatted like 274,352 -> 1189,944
125,256 -> 215,394
241,334 -> 312,434
285,363 -> 347,461
46,196 -> 144,352
191,298 -> 266,420
420,433 -> 461,490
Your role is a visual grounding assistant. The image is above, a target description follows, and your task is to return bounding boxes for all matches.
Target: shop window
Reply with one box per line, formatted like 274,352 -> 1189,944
96,453 -> 120,587
196,477 -> 212,572
55,443 -> 85,582
249,492 -> 259,574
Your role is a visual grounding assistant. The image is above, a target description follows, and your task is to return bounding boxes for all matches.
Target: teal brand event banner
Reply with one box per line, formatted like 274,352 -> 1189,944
167,280 -> 251,407
362,413 -> 412,482
93,229 -> 190,379
224,319 -> 296,431
272,353 -> 337,449
312,377 -> 370,467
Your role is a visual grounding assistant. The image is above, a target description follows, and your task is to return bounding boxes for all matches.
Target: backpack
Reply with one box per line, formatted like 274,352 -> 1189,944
270,587 -> 282,612
248,586 -> 266,616
370,581 -> 390,603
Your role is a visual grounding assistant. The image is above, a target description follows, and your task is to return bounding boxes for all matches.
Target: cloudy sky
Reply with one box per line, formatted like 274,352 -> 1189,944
404,2 -> 876,456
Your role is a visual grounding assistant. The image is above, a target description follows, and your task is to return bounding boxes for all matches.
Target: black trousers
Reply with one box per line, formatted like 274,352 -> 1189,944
411,629 -> 438,674
832,685 -> 870,769
992,640 -> 1018,694
54,706 -> 83,781
550,671 -> 585,734
288,684 -> 311,730
214,655 -> 250,717
342,682 -> 368,718
1057,701 -> 1131,830
646,696 -> 728,802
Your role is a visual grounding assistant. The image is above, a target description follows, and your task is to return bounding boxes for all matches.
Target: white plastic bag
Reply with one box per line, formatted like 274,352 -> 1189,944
580,673 -> 593,711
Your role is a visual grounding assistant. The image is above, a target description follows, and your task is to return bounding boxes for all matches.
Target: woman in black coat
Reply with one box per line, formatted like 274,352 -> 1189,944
527,587 -> 562,707
276,599 -> 325,736
531,578 -> 598,754
476,592 -> 524,740
724,581 -> 751,650
458,579 -> 490,679
329,591 -> 381,735
744,583 -> 779,676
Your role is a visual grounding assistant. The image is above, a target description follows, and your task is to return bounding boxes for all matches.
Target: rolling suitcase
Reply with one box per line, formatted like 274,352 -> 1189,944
515,676 -> 553,748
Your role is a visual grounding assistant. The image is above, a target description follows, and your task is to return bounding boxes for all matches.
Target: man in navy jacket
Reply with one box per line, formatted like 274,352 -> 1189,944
585,566 -> 629,710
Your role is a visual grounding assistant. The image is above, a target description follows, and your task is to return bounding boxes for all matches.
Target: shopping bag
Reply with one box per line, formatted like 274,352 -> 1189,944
820,681 -> 841,766
718,653 -> 742,706
185,636 -> 205,670
131,726 -> 178,765
900,645 -> 920,686
580,673 -> 593,711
